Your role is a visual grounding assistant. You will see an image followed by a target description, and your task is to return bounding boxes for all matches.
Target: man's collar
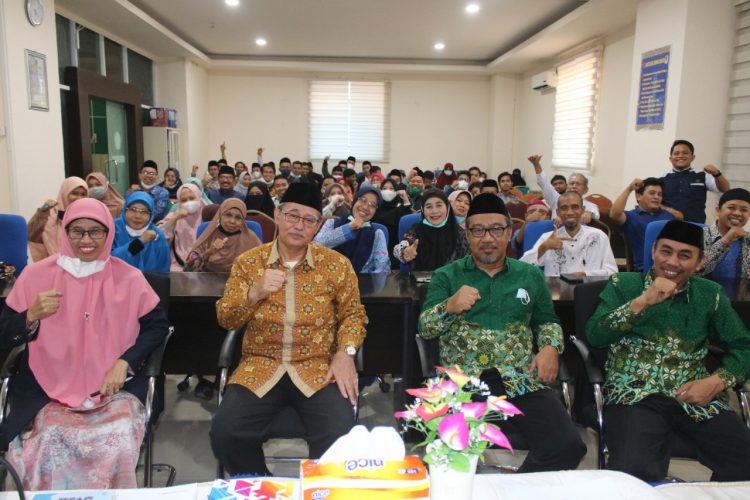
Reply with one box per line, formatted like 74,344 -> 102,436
268,239 -> 315,269
463,254 -> 510,276
671,166 -> 695,174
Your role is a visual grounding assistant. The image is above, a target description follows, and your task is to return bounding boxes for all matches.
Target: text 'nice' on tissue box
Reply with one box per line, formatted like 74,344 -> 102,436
300,455 -> 428,500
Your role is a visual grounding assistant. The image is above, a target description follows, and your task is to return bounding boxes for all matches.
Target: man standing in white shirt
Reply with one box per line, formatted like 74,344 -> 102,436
521,192 -> 617,277
528,154 -> 600,224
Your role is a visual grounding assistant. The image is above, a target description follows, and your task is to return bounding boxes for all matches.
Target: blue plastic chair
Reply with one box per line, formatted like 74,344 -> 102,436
641,220 -> 705,271
371,222 -> 389,248
196,220 -> 263,241
397,213 -> 422,272
521,220 -> 554,254
0,214 -> 28,276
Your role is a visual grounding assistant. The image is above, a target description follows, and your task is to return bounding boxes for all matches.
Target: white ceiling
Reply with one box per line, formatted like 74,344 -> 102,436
54,0 -> 638,74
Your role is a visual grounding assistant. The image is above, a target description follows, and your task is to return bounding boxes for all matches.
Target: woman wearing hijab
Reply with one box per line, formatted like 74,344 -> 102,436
372,178 -> 412,269
314,187 -> 390,273
112,192 -> 170,273
27,177 -> 89,262
159,167 -> 183,200
435,162 -> 458,190
158,184 -> 207,271
393,190 -> 470,271
322,183 -> 352,218
236,172 -> 252,197
0,198 -> 168,490
86,172 -> 125,219
184,175 -> 214,205
184,198 -> 261,272
244,180 -> 276,219
448,189 -> 472,229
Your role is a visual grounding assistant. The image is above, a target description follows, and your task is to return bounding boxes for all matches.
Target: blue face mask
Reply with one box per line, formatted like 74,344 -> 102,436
280,168 -> 291,176
455,216 -> 466,224
422,216 -> 448,229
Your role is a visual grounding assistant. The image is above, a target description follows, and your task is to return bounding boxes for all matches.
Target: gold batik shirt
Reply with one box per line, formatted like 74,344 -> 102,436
216,241 -> 368,397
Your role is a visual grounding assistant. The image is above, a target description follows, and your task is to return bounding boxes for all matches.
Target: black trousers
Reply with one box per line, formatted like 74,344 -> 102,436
605,394 -> 750,482
210,374 -> 355,475
480,370 -> 587,472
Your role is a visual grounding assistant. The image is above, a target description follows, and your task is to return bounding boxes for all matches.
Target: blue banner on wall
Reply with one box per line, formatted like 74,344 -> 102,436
636,46 -> 670,129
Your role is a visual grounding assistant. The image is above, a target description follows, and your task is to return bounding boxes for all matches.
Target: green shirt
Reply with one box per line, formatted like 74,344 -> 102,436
587,272 -> 750,421
418,255 -> 564,398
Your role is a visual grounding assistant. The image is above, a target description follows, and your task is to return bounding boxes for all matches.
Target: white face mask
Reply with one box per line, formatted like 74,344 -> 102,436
251,171 -> 262,179
125,225 -> 148,237
478,177 -> 486,183
457,180 -> 469,190
444,170 -> 453,176
141,181 -> 158,190
57,255 -> 107,278
182,200 -> 201,214
88,186 -> 107,200
381,189 -> 398,202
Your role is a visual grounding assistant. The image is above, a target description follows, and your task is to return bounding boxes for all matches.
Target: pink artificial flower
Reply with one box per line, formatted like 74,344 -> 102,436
487,396 -> 524,416
438,413 -> 470,451
406,387 -> 442,403
436,366 -> 470,388
394,410 -> 412,420
415,402 -> 450,422
460,402 -> 487,420
437,379 -> 458,394
478,423 -> 513,452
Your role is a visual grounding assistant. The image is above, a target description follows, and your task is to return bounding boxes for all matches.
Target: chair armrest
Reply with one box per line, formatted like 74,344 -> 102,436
144,327 -> 174,378
219,328 -> 245,369
569,335 -> 604,385
0,345 -> 26,379
557,355 -> 572,383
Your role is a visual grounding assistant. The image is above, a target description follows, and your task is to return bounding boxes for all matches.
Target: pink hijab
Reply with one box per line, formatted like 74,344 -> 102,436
29,177 -> 88,262
6,198 -> 159,407
167,183 -> 206,271
85,172 -> 124,218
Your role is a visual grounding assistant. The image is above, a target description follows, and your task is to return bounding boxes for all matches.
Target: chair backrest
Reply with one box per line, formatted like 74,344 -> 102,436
573,280 -> 609,348
143,272 -> 171,313
505,201 -> 527,220
397,213 -> 422,272
588,219 -> 611,239
585,194 -> 613,213
642,220 -> 705,271
0,214 -> 28,276
415,336 -> 441,379
521,220 -> 554,253
201,204 -> 220,222
196,220 -> 263,241
371,222 -> 389,246
246,211 -> 276,243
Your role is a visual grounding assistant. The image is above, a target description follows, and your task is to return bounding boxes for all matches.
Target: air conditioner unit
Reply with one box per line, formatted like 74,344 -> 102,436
531,70 -> 557,91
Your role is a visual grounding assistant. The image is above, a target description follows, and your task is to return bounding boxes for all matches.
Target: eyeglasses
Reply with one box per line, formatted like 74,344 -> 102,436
126,206 -> 151,216
280,210 -> 321,228
141,171 -> 158,177
67,227 -> 108,240
467,225 -> 508,238
356,198 -> 378,210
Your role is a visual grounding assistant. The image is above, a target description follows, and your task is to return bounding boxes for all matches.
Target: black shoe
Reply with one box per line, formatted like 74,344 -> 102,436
194,378 -> 215,400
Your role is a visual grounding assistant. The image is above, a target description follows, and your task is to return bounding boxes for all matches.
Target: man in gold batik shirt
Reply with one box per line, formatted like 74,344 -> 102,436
210,182 -> 367,476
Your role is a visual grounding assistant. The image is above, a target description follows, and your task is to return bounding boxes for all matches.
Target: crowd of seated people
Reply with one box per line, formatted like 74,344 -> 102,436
6,136 -> 750,489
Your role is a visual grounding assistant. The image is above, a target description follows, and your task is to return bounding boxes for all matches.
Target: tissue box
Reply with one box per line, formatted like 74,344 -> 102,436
207,477 -> 296,499
300,455 -> 428,499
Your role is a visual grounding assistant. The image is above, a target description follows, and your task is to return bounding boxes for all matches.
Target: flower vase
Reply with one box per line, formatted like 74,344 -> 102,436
428,454 -> 478,500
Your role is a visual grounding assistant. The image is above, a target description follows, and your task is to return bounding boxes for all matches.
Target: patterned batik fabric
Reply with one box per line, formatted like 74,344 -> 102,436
587,272 -> 750,422
7,391 -> 145,490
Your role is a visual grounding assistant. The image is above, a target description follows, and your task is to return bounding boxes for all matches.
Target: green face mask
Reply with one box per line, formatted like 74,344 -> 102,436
455,216 -> 466,224
407,186 -> 423,197
422,216 -> 448,229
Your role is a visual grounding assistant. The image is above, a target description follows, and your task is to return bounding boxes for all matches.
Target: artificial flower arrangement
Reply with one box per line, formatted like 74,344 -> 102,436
394,366 -> 522,472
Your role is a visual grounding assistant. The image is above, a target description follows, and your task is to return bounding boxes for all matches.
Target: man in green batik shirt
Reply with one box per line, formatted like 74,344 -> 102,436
419,193 -> 586,473
587,220 -> 750,482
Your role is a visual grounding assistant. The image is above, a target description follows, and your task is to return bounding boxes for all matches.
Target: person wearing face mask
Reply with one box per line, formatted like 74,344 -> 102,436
127,161 -> 170,222
112,192 -> 170,273
28,177 -> 89,262
445,170 -> 471,195
448,189 -> 472,229
314,187 -> 390,273
158,184 -> 207,271
86,172 -> 124,219
261,163 -> 276,186
436,162 -> 458,190
159,168 -> 183,201
244,181 -> 276,219
372,179 -> 413,269
184,198 -> 261,272
393,190 -> 470,271
407,172 -> 426,210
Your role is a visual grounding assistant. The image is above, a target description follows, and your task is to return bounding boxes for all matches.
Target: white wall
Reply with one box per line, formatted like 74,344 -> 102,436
488,74 -> 518,174
205,72 -> 493,174
0,0 -> 64,218
185,60 -> 208,175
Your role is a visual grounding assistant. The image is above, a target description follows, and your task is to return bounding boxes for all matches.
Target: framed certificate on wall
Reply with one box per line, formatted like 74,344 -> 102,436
25,49 -> 49,111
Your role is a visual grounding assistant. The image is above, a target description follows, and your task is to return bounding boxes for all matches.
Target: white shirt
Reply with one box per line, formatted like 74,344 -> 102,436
659,167 -> 720,193
520,224 -> 618,277
536,172 -> 601,220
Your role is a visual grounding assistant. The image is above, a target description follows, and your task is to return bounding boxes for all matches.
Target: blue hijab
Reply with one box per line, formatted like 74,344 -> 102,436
113,192 -> 170,272
332,187 -> 381,272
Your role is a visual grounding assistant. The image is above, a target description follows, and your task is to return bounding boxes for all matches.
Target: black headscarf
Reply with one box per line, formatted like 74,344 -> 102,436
408,189 -> 460,271
244,181 -> 276,218
160,167 -> 183,199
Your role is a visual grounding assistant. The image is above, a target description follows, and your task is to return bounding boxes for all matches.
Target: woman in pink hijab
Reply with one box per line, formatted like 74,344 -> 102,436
1,198 -> 169,490
158,183 -> 207,271
86,171 -> 125,218
27,177 -> 88,262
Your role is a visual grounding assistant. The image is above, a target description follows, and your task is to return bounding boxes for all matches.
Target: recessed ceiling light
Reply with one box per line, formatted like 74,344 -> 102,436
255,38 -> 267,46
434,42 -> 445,51
465,3 -> 480,14
225,0 -> 240,7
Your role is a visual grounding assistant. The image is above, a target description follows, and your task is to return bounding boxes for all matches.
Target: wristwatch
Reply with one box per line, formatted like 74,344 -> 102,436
712,171 -> 722,178
343,345 -> 357,356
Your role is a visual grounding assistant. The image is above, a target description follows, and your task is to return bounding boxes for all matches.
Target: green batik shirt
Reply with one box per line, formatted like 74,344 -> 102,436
587,272 -> 750,421
418,255 -> 564,398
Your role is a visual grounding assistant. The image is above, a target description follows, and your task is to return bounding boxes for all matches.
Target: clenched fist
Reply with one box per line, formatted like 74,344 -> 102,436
631,276 -> 677,313
248,269 -> 287,304
27,290 -> 62,325
446,285 -> 481,314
